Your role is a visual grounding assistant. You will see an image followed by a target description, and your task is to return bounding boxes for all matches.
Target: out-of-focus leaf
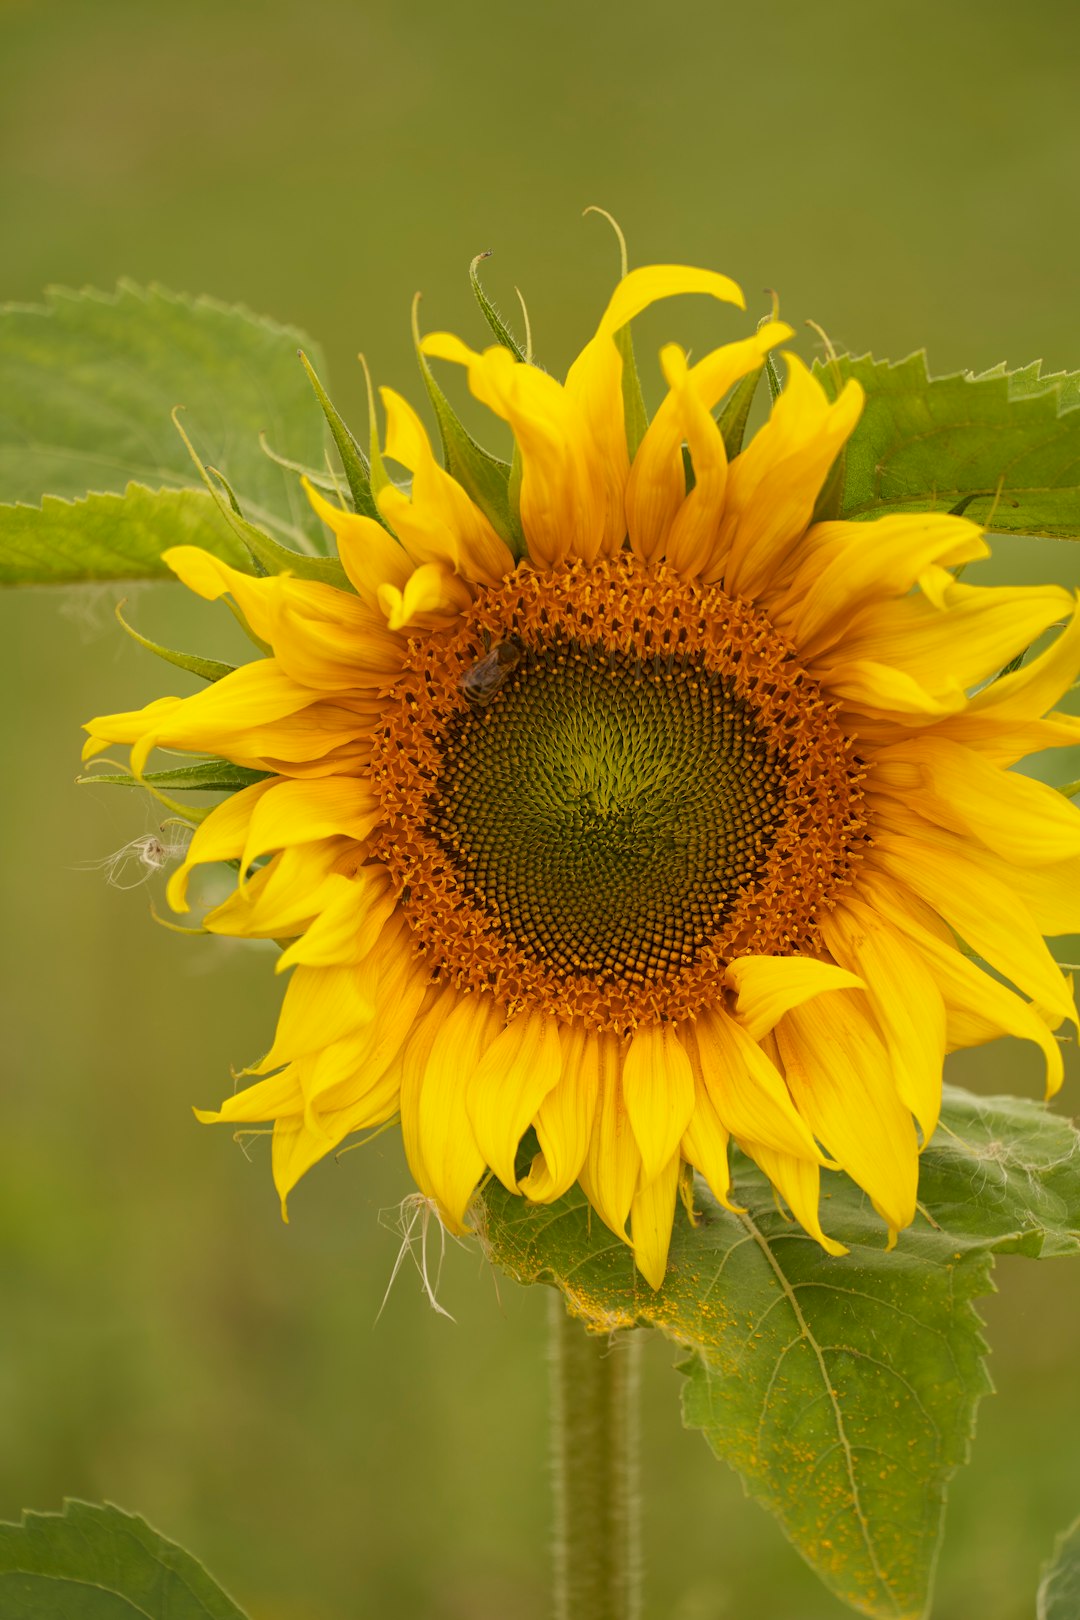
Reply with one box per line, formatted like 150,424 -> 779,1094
1038,1513 -> 1080,1620
481,1086 -> 1080,1620
0,1500 -> 249,1618
0,281 -> 331,584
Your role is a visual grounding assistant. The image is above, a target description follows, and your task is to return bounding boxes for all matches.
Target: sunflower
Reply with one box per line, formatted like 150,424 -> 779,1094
83,263 -> 1080,1288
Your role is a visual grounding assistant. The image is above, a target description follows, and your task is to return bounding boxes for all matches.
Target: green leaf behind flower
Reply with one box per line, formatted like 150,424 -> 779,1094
0,1500 -> 249,1619
1038,1513 -> 1080,1620
481,1087 -> 1080,1620
820,351 -> 1080,538
0,282 -> 330,585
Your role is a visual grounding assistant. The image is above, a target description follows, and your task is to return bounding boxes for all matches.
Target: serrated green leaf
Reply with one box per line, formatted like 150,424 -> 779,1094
0,1499 -> 249,1619
0,485 -> 251,586
0,281 -> 331,585
1038,1514 -> 1080,1620
79,762 -> 271,793
481,1086 -> 1080,1620
818,351 -> 1080,538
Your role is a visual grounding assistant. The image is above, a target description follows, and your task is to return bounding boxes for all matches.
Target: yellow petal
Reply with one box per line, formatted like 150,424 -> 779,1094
875,736 -> 1080,865
564,264 -> 747,557
689,1009 -> 823,1161
620,1023 -> 695,1184
376,561 -> 471,630
773,513 -> 988,657
740,1142 -> 847,1256
303,477 -> 412,606
166,776 -> 279,912
723,953 -> 864,1040
625,323 -> 791,567
679,1076 -> 739,1211
630,1153 -> 681,1290
423,333 -> 602,567
577,1034 -> 640,1241
776,997 -> 920,1235
467,1013 -> 563,1192
871,828 -> 1076,1029
276,868 -> 398,970
719,356 -> 863,601
522,1024 -> 600,1202
415,994 -> 503,1230
380,387 -> 513,583
820,896 -> 946,1142
239,777 -> 380,874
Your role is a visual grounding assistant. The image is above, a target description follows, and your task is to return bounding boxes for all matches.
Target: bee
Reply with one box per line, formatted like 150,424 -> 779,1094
459,637 -> 522,706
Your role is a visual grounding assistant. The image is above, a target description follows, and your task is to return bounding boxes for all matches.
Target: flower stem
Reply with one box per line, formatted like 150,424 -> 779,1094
548,1290 -> 642,1620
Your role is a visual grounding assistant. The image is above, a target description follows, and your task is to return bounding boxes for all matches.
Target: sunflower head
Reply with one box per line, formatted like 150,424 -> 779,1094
84,256 -> 1080,1288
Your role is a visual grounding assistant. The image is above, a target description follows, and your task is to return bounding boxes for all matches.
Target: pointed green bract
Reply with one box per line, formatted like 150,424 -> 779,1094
469,253 -> 528,361
298,349 -> 383,523
114,600 -> 234,682
79,762 -> 271,793
717,365 -> 764,459
0,282 -> 329,586
412,297 -> 523,556
0,1500 -> 249,1619
818,351 -> 1080,538
481,1086 -> 1080,1620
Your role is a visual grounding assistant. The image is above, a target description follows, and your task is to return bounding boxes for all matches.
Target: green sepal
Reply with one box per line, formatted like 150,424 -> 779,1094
171,408 -> 352,589
114,601 -> 233,682
411,296 -> 524,558
78,761 -> 272,793
469,253 -> 527,360
298,349 -> 383,523
615,324 -> 649,461
0,1499 -> 249,1619
764,350 -> 783,402
717,366 -> 764,459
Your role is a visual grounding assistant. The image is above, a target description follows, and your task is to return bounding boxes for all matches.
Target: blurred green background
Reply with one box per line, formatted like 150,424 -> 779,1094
2,1 -> 1080,1616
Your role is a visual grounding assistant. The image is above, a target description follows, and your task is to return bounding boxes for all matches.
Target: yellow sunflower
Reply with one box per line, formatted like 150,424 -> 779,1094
83,263 -> 1080,1288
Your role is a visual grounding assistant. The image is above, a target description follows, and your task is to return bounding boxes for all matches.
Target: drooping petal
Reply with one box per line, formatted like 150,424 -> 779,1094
820,895 -> 947,1142
739,1142 -> 847,1256
688,1009 -> 823,1162
414,994 -> 504,1230
679,1073 -> 740,1212
467,1012 -> 563,1191
303,479 -> 412,606
723,954 -> 864,1040
521,1024 -> 600,1203
775,997 -> 921,1237
630,1153 -> 681,1290
577,1035 -> 640,1241
620,1023 -> 695,1184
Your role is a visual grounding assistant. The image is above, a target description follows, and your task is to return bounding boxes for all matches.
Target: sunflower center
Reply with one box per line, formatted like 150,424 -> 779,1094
372,556 -> 867,1032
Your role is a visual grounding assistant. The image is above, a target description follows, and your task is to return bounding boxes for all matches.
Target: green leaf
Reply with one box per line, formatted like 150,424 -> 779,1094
1038,1514 -> 1080,1620
818,351 -> 1080,538
0,1499 -> 249,1619
0,281 -> 331,585
481,1086 -> 1080,1620
79,762 -> 271,793
0,485 -> 250,586
717,365 -> 764,459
